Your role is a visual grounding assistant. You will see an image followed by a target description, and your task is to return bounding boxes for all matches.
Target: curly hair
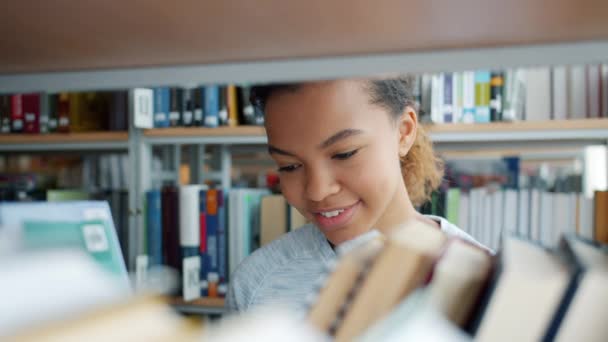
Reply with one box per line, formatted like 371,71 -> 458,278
251,77 -> 444,207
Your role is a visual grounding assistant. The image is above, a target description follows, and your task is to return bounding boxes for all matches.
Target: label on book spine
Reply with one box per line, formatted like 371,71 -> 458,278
183,256 -> 201,301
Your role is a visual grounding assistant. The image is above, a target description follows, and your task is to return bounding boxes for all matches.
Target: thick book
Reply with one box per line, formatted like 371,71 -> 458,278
153,87 -> 170,128
442,73 -> 454,123
334,221 -> 447,340
452,72 -> 464,123
47,94 -> 58,133
216,190 -> 227,284
462,71 -> 476,123
168,88 -> 183,127
131,89 -> 154,129
552,66 -> 569,120
553,236 -> 608,341
568,65 -> 588,119
474,71 -> 491,123
204,86 -> 220,128
179,185 -> 207,257
161,185 -> 181,273
181,88 -> 195,127
430,74 -> 444,123
226,85 -> 239,127
146,190 -> 163,266
587,64 -> 602,118
57,93 -> 70,133
489,71 -> 504,121
10,94 -> 24,133
259,194 -> 288,246
204,189 -> 220,279
474,236 -> 578,341
199,189 -> 209,289
525,67 -> 551,121
1,94 -> 11,133
193,87 -> 204,126
108,91 -> 129,131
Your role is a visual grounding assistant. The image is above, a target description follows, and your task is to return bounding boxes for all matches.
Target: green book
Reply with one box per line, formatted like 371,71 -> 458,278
446,188 -> 461,224
22,220 -> 124,277
46,189 -> 89,202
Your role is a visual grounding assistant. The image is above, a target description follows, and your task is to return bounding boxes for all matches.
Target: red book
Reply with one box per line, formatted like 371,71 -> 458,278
23,93 -> 41,134
10,94 -> 24,133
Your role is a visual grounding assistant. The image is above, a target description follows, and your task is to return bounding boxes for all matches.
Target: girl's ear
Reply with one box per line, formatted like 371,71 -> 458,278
398,106 -> 418,157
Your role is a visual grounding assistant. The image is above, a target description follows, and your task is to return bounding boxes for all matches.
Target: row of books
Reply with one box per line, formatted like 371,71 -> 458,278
144,185 -> 306,300
134,85 -> 263,129
418,64 -> 608,123
307,219 -> 607,341
0,92 -> 129,134
421,187 -> 608,251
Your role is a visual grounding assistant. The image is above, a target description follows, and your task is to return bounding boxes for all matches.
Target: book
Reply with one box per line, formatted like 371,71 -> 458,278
568,65 -> 588,119
0,94 -> 10,133
593,190 -> 608,244
462,71 -> 476,123
334,221 -> 447,340
474,71 -> 491,123
146,190 -> 163,266
259,195 -> 288,246
226,85 -> 239,127
553,236 -> 608,341
168,88 -> 182,127
525,67 -> 551,121
430,74 -> 444,123
181,87 -> 195,127
443,73 -> 453,123
131,89 -> 154,129
47,93 -> 58,133
502,69 -> 526,121
109,91 -> 129,131
161,185 -> 181,274
193,87 -> 204,126
308,238 -> 385,334
153,87 -> 170,128
10,94 -> 24,133
489,71 -> 504,121
57,93 -> 70,133
427,238 -> 494,327
204,86 -> 220,128
587,64 -> 601,118
474,236 -> 577,341
551,66 -> 568,120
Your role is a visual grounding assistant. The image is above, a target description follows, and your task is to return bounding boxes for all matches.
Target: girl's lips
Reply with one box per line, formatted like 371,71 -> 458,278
313,201 -> 360,231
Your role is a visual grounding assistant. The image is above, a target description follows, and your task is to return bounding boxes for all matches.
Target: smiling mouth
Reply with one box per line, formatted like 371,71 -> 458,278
312,201 -> 361,231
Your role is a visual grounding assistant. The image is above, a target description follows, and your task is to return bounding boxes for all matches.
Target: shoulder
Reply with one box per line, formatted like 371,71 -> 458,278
424,214 -> 492,253
226,224 -> 327,312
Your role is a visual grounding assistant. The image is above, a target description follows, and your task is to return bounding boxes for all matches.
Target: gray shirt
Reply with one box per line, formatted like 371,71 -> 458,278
226,216 -> 485,313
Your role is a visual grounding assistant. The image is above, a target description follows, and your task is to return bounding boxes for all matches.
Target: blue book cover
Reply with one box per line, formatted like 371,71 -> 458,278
199,189 -> 210,289
205,189 -> 220,277
217,189 -> 227,283
204,86 -> 220,128
153,87 -> 170,128
146,190 -> 163,266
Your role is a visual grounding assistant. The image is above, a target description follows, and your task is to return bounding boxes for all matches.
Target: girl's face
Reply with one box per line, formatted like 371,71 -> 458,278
264,80 -> 415,245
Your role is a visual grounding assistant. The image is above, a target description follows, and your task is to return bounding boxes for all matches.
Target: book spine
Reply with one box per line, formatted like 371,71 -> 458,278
168,88 -> 182,127
39,93 -> 49,134
443,73 -> 453,123
0,95 -> 11,133
240,86 -> 257,125
204,86 -> 220,128
602,64 -> 608,118
199,190 -> 209,291
217,189 -> 227,284
10,94 -> 24,133
153,87 -> 169,128
586,64 -> 601,118
474,71 -> 491,123
194,87 -> 204,126
452,72 -> 463,123
46,94 -> 58,133
206,189 -> 220,277
490,71 -> 504,121
57,93 -> 70,133
552,66 -> 569,121
182,87 -> 194,127
462,71 -> 476,123
226,85 -> 239,127
161,186 -> 181,273
146,190 -> 163,266
568,65 -> 588,119
430,74 -> 444,123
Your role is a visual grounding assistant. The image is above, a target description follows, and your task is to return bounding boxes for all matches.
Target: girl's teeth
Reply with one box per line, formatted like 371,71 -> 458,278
320,209 -> 344,218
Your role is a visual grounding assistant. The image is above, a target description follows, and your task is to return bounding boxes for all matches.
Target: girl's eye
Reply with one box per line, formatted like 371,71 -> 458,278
278,164 -> 301,173
332,149 -> 358,160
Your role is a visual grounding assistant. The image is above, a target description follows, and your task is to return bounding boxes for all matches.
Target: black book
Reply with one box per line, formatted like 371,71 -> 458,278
168,88 -> 183,127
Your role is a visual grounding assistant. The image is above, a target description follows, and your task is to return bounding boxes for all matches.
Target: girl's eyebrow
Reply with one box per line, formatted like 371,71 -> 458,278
318,129 -> 364,149
267,128 -> 364,156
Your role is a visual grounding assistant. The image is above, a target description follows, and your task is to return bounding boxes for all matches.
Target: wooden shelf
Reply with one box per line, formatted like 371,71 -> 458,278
144,126 -> 265,138
2,1 -> 608,92
2,1 -> 607,74
168,297 -> 226,316
0,131 -> 129,151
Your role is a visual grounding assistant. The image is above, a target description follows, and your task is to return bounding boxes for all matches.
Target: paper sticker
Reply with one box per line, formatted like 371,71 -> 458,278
82,224 -> 109,252
182,256 -> 201,301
